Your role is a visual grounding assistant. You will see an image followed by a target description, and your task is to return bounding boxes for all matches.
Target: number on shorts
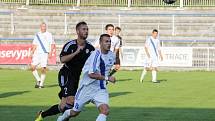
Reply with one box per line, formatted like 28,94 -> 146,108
75,103 -> 79,109
64,87 -> 68,95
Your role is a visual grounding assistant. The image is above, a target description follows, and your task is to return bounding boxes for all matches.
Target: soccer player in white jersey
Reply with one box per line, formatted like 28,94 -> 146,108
57,34 -> 116,121
30,22 -> 55,88
140,29 -> 163,83
94,24 -> 120,71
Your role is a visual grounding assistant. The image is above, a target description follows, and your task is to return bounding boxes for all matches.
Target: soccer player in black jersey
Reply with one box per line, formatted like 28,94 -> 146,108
35,21 -> 95,121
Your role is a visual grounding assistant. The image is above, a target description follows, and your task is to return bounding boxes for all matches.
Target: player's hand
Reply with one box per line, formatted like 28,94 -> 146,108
29,52 -> 33,58
48,53 -> 52,59
160,56 -> 163,61
108,76 -> 116,83
75,45 -> 84,54
114,64 -> 120,70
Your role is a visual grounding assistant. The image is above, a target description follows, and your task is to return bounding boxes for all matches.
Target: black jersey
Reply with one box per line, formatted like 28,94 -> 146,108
60,39 -> 95,75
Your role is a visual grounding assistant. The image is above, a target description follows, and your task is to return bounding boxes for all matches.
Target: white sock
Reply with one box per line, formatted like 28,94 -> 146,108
61,109 -> 71,120
140,69 -> 147,82
152,70 -> 157,82
96,114 -> 107,121
40,74 -> 46,86
32,70 -> 40,82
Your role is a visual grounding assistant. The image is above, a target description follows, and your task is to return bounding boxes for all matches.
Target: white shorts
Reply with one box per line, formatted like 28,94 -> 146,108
31,53 -> 48,67
73,85 -> 109,112
143,58 -> 159,68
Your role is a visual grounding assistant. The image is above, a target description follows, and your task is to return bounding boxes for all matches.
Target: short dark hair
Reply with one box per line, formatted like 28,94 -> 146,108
99,34 -> 110,42
76,21 -> 87,30
105,24 -> 114,30
115,26 -> 121,31
152,29 -> 158,33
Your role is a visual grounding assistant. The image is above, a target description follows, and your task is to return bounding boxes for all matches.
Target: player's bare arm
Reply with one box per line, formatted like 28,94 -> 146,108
30,44 -> 37,57
144,46 -> 150,59
60,45 -> 84,63
158,50 -> 163,61
88,73 -> 116,83
114,48 -> 120,70
48,44 -> 55,58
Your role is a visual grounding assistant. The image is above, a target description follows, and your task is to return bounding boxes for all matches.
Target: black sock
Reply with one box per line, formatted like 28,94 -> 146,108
41,104 -> 61,118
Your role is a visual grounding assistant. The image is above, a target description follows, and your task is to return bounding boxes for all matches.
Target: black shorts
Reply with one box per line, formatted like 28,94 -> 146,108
58,68 -> 79,99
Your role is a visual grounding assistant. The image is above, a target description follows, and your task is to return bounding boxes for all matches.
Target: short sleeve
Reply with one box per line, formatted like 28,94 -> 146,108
60,42 -> 75,57
115,38 -> 120,49
88,50 -> 101,74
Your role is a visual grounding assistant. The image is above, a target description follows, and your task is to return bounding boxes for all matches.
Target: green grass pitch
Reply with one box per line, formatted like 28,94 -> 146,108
0,69 -> 215,121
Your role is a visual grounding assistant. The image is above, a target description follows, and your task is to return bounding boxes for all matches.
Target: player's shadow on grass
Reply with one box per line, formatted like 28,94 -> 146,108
157,79 -> 167,82
0,91 -> 30,98
117,78 -> 132,82
144,79 -> 167,83
45,84 -> 58,88
110,91 -> 132,98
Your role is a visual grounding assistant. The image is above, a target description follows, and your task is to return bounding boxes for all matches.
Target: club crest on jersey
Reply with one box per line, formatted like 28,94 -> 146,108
109,59 -> 113,65
86,49 -> 89,54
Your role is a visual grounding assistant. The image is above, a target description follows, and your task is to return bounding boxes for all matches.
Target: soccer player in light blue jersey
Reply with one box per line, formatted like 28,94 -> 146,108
57,34 -> 116,121
140,29 -> 163,83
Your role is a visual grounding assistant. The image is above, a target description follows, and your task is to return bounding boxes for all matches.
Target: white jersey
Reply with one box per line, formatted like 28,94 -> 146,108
94,35 -> 120,52
79,49 -> 116,90
110,35 -> 120,52
33,31 -> 54,54
145,36 -> 161,59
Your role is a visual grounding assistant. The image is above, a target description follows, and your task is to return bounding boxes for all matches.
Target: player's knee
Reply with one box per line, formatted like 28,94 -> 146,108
152,67 -> 158,71
60,96 -> 75,112
59,98 -> 67,112
66,96 -> 75,105
145,67 -> 151,71
41,67 -> 46,73
31,65 -> 36,71
99,104 -> 109,115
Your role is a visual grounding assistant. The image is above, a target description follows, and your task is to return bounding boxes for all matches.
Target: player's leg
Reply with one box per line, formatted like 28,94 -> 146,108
58,68 -> 72,112
39,67 -> 46,88
57,105 -> 80,121
39,53 -> 48,88
31,54 -> 40,88
61,72 -> 79,112
38,91 -> 66,119
94,90 -> 109,121
57,85 -> 89,121
151,59 -> 159,83
140,59 -> 150,82
35,70 -> 66,121
35,104 -> 61,121
140,67 -> 149,83
96,104 -> 109,121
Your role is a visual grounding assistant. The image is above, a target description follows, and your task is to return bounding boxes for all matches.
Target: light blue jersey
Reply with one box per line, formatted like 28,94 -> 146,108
145,36 -> 161,59
72,49 -> 115,112
79,49 -> 116,89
